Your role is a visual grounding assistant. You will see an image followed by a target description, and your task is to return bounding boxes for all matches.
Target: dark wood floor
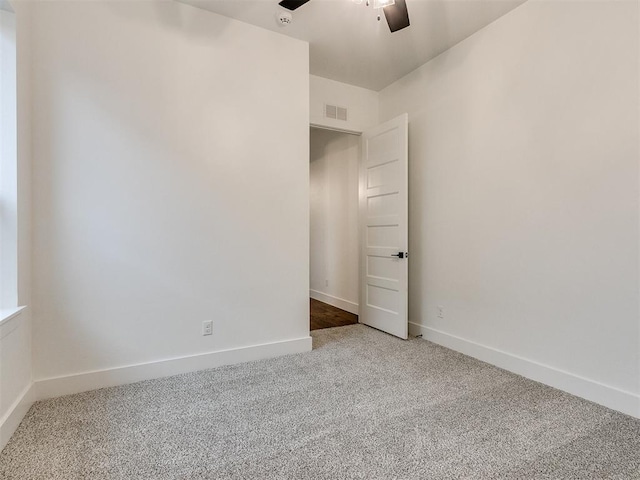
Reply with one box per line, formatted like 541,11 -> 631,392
310,298 -> 358,331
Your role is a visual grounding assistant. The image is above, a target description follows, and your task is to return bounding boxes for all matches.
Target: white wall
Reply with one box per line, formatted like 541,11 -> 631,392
310,75 -> 378,134
309,128 -> 359,314
0,0 -> 33,450
380,0 -> 640,417
30,1 -> 310,393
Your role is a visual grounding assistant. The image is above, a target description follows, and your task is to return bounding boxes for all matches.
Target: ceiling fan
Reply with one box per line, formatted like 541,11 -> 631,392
278,0 -> 410,33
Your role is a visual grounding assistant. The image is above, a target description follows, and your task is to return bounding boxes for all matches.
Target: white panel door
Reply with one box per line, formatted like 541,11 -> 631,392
359,114 -> 408,339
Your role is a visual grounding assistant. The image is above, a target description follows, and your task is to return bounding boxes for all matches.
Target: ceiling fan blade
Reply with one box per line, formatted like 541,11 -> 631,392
278,0 -> 312,11
383,0 -> 410,32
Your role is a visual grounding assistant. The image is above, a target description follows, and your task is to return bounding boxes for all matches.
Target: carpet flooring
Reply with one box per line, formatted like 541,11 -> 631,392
2,324 -> 639,479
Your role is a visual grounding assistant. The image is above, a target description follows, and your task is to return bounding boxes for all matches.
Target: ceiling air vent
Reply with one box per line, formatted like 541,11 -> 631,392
324,104 -> 348,122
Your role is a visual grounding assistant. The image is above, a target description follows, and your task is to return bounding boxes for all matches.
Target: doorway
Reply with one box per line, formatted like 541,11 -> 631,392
309,127 -> 360,331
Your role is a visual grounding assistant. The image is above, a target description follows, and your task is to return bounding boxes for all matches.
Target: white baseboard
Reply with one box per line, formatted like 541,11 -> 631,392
0,382 -> 35,452
34,336 -> 313,401
409,322 -> 640,419
310,289 -> 358,315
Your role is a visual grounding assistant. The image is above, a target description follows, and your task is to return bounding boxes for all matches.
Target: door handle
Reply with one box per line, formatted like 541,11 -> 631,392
391,252 -> 407,259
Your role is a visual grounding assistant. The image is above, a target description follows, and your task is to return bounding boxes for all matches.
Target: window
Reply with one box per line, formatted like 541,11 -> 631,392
0,2 -> 18,314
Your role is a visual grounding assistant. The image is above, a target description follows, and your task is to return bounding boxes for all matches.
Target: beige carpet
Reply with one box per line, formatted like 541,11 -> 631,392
2,324 -> 639,479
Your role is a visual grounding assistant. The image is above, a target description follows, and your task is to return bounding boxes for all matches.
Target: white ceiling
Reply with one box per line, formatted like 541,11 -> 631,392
178,0 -> 527,91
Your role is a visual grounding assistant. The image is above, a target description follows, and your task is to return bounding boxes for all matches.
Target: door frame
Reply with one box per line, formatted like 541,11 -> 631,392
308,124 -> 363,324
309,118 -> 408,337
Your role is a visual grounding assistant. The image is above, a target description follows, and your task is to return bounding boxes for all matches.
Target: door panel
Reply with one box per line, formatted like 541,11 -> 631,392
359,114 -> 408,339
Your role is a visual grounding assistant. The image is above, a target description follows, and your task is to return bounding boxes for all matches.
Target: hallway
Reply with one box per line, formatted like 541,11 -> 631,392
310,299 -> 358,331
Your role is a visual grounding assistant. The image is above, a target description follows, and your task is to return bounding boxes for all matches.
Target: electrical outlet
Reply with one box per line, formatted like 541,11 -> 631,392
325,279 -> 329,287
202,320 -> 213,336
437,306 -> 445,319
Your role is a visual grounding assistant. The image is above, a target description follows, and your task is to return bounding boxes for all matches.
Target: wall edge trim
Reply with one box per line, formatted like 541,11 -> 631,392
0,382 -> 35,452
310,289 -> 359,315
34,336 -> 313,401
409,322 -> 640,419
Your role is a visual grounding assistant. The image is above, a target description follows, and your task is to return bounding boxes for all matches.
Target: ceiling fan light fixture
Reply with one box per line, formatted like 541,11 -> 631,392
372,0 -> 395,9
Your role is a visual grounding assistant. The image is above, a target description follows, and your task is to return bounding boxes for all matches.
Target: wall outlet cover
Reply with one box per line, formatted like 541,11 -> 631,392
202,320 -> 213,336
